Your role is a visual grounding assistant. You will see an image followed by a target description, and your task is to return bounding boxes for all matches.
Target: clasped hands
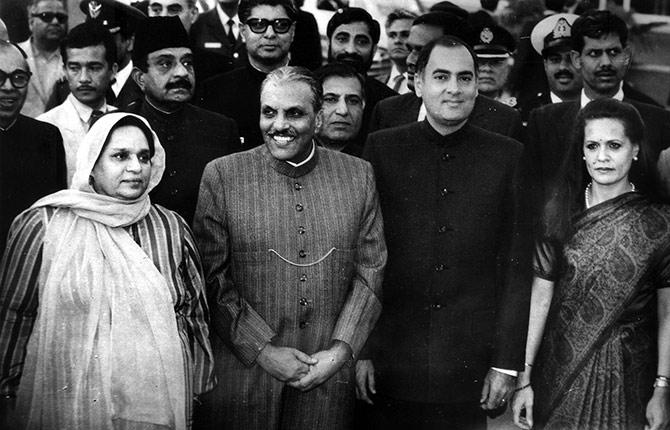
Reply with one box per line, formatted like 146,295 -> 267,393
256,341 -> 351,392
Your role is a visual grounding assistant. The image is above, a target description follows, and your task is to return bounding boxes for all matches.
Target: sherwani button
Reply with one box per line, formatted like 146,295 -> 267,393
440,188 -> 449,197
299,321 -> 308,328
299,298 -> 308,306
434,264 -> 445,272
296,204 -> 303,212
299,250 -> 307,258
300,274 -> 307,282
298,226 -> 305,234
294,182 -> 303,190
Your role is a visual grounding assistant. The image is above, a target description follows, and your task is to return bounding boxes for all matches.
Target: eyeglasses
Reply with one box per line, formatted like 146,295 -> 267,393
245,18 -> 293,34
31,12 -> 68,23
0,70 -> 32,89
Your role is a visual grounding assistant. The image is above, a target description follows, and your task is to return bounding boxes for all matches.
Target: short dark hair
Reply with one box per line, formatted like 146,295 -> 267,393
262,66 -> 323,112
412,11 -> 474,44
571,9 -> 628,53
314,62 -> 366,101
385,9 -> 417,29
100,114 -> 156,157
61,22 -> 117,67
544,0 -> 566,13
239,0 -> 297,23
542,98 -> 657,242
415,35 -> 479,78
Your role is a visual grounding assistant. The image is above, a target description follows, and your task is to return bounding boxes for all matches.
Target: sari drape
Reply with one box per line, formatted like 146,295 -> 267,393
534,193 -> 670,429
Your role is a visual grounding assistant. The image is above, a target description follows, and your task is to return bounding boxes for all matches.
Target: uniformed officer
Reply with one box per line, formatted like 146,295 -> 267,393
516,13 -> 581,122
472,23 -> 516,107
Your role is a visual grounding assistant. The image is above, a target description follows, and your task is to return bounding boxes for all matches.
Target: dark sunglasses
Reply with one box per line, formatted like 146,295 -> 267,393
0,70 -> 32,89
31,12 -> 68,23
245,18 -> 293,34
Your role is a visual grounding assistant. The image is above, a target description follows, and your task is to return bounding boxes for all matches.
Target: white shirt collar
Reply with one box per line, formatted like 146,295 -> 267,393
580,85 -> 624,108
418,102 -> 426,121
112,60 -> 133,97
216,4 -> 241,38
549,91 -> 563,104
286,142 -> 316,167
68,93 -> 109,125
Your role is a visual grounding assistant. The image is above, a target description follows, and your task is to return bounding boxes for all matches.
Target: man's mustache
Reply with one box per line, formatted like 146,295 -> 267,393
335,52 -> 364,66
554,71 -> 574,80
165,79 -> 193,90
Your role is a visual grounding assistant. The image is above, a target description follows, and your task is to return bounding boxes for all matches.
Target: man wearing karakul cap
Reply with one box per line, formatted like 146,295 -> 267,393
126,16 -> 238,225
515,13 -> 581,123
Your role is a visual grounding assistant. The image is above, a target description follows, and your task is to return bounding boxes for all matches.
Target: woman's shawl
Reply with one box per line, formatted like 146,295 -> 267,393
15,113 -> 187,429
535,192 -> 670,429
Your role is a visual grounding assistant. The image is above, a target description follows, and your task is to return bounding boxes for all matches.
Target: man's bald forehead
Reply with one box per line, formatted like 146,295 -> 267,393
0,41 -> 29,71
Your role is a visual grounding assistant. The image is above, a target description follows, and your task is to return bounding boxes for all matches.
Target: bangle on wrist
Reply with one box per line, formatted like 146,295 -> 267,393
524,362 -> 533,368
514,383 -> 532,393
654,377 -> 670,388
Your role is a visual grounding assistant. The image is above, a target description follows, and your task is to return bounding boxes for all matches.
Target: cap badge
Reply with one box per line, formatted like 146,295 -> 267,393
480,27 -> 494,44
88,0 -> 102,19
552,18 -> 571,39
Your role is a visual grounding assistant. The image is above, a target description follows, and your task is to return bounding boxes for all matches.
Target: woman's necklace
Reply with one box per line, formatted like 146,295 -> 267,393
584,181 -> 636,209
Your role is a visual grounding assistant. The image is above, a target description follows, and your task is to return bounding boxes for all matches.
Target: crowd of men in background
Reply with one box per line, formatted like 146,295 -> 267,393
2,0 -> 670,429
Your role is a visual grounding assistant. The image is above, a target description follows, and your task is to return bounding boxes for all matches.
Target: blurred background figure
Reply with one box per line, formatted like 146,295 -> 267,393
18,0 -> 67,117
469,0 -> 498,28
472,23 -> 517,107
383,8 -> 416,94
147,0 -> 199,31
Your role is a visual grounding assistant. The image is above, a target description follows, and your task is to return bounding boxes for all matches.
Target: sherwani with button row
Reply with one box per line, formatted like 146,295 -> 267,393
193,144 -> 386,430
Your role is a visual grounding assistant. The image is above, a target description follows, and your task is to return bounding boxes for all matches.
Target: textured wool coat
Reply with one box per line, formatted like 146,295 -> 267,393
193,145 -> 386,430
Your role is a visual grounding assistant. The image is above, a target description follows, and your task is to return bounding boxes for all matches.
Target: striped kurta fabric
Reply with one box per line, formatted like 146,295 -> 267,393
193,144 -> 387,430
0,205 -> 216,428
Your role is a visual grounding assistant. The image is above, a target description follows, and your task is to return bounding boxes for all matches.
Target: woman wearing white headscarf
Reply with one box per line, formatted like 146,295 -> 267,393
0,113 -> 215,429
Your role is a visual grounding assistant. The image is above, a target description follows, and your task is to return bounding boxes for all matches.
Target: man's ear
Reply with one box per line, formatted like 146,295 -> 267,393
414,72 -> 423,98
570,49 -> 582,71
132,67 -> 145,91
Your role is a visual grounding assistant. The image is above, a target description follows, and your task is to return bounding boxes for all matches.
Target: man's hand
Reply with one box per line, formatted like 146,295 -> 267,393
256,343 -> 318,382
645,389 -> 670,430
287,341 -> 352,392
355,360 -> 376,404
480,368 -> 516,411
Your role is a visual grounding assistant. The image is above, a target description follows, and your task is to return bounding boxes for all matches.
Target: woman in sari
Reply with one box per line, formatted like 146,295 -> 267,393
512,98 -> 670,430
0,113 -> 215,429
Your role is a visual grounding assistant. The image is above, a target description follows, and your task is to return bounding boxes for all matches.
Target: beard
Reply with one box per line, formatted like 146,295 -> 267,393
329,49 -> 373,74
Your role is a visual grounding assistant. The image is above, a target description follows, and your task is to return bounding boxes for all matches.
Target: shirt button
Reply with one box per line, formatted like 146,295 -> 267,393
441,153 -> 451,161
294,182 -> 302,190
432,303 -> 443,310
167,135 -> 175,141
434,264 -> 446,272
440,188 -> 449,197
170,189 -> 179,196
169,170 -> 177,177
300,274 -> 307,282
299,250 -> 307,258
296,204 -> 303,212
299,297 -> 308,306
438,225 -> 447,234
233,52 -> 239,58
298,226 -> 305,235
299,321 -> 308,329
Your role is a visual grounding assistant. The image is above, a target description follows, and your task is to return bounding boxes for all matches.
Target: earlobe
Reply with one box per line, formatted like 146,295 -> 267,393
132,68 -> 145,91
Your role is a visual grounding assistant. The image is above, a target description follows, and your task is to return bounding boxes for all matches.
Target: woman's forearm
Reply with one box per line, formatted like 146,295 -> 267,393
519,276 -> 555,384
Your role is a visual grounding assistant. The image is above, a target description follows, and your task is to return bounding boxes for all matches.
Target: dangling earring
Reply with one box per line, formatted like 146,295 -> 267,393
633,156 -> 638,161
582,156 -> 586,160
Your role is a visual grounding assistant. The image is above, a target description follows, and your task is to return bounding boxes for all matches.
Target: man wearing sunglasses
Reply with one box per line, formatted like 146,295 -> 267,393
17,0 -> 67,118
0,41 -> 66,261
198,0 -> 297,152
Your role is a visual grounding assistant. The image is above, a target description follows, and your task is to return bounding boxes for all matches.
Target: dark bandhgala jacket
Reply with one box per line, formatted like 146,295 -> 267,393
369,92 -> 523,141
0,115 -> 67,258
363,120 -> 532,404
126,99 -> 239,225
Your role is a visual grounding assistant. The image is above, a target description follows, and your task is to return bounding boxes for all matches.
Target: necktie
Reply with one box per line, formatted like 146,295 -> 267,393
89,109 -> 104,128
227,19 -> 236,46
392,74 -> 405,93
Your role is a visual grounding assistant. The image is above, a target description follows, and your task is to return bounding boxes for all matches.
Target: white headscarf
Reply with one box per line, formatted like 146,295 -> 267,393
17,113 -> 186,429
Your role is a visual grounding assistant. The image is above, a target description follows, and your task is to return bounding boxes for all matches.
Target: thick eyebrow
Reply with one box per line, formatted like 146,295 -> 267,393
153,54 -> 177,61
